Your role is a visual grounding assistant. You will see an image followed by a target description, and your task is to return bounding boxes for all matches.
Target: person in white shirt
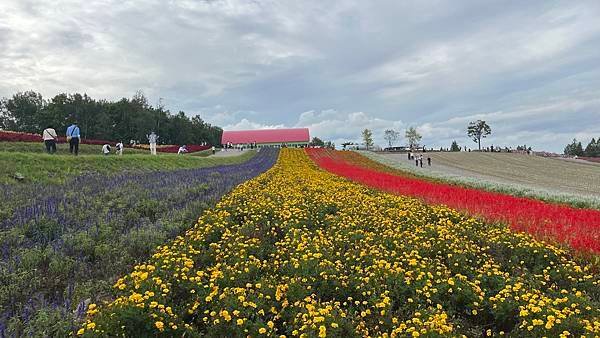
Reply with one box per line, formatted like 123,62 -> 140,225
177,145 -> 187,155
146,131 -> 159,155
102,144 -> 111,156
42,126 -> 58,154
115,142 -> 123,156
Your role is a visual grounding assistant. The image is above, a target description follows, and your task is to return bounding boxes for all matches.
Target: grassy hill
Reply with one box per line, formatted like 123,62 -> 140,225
0,142 -> 254,184
0,141 -> 148,155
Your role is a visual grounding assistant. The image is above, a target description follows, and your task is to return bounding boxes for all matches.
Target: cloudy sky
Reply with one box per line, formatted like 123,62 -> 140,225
1,0 -> 599,151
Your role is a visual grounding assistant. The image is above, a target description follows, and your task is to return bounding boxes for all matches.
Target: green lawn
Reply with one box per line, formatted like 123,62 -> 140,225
0,141 -> 149,155
0,143 -> 256,184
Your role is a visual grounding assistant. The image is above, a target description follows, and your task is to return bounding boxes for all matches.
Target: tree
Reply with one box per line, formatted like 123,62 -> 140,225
362,129 -> 374,150
3,91 -> 45,132
467,120 -> 491,150
450,140 -> 461,152
383,129 -> 400,148
324,141 -> 335,149
0,89 -> 224,146
0,98 -> 13,130
310,137 -> 325,147
575,142 -> 584,156
585,138 -> 599,157
405,127 -> 422,150
564,138 -> 584,156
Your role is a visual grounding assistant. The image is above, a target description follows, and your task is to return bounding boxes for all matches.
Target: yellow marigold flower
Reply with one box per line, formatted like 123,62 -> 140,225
155,321 -> 164,331
318,325 -> 327,338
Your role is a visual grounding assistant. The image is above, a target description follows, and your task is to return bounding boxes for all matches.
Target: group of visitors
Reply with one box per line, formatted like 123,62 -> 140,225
42,124 -> 81,155
40,125 -> 214,157
101,142 -> 124,156
407,152 -> 431,168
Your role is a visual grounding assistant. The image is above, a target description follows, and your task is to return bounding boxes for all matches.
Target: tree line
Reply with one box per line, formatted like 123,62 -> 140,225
0,90 -> 223,146
360,119 -> 493,151
564,138 -> 600,157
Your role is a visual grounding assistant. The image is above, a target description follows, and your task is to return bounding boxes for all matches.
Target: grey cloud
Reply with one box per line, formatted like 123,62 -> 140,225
1,0 -> 600,152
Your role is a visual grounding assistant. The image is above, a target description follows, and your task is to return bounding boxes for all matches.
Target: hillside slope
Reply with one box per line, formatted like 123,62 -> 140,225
364,151 -> 600,208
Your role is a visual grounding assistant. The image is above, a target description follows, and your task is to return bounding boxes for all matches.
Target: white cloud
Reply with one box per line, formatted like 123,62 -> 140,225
223,118 -> 285,131
294,110 -> 405,147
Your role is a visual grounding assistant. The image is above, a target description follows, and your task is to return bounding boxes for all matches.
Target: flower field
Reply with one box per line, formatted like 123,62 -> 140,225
80,149 -> 599,337
360,150 -> 600,210
0,149 -> 278,336
307,148 -> 600,255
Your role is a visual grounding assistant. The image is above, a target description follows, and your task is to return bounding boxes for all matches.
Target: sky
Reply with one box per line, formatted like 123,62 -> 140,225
1,0 -> 599,152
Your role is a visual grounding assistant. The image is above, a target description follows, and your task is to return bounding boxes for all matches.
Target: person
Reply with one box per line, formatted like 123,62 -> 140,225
408,152 -> 411,160
427,157 -> 431,166
66,123 -> 81,156
419,155 -> 424,168
102,144 -> 111,156
177,145 -> 187,155
211,145 -> 216,155
146,131 -> 159,155
415,158 -> 419,167
115,141 -> 124,156
41,126 -> 58,154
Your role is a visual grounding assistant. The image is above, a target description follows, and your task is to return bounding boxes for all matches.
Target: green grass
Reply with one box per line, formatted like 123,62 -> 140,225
189,149 -> 213,157
0,141 -> 148,155
0,146 -> 256,185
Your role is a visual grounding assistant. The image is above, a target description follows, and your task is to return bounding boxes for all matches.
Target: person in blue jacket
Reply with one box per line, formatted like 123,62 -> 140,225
66,123 -> 81,155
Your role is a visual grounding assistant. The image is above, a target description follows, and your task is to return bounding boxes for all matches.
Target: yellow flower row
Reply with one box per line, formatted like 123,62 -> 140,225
79,149 -> 599,337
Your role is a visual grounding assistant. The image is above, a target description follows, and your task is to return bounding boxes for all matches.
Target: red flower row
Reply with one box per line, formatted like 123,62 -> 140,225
155,145 -> 211,153
0,130 -> 117,146
306,148 -> 600,254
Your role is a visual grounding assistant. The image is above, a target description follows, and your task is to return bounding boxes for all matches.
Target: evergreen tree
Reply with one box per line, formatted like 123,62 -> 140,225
585,138 -> 599,157
450,140 -> 461,152
575,142 -> 584,156
564,139 -> 578,156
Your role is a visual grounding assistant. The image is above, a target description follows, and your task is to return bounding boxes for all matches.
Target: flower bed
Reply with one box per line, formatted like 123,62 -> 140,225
0,149 -> 278,336
0,130 -> 118,145
306,148 -> 600,254
581,157 -> 600,163
79,149 -> 599,337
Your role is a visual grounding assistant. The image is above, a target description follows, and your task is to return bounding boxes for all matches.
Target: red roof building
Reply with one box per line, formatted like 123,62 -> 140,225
221,128 -> 310,147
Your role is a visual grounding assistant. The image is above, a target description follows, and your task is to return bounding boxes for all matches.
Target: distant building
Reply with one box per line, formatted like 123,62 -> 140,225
383,146 -> 410,152
221,128 -> 310,148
